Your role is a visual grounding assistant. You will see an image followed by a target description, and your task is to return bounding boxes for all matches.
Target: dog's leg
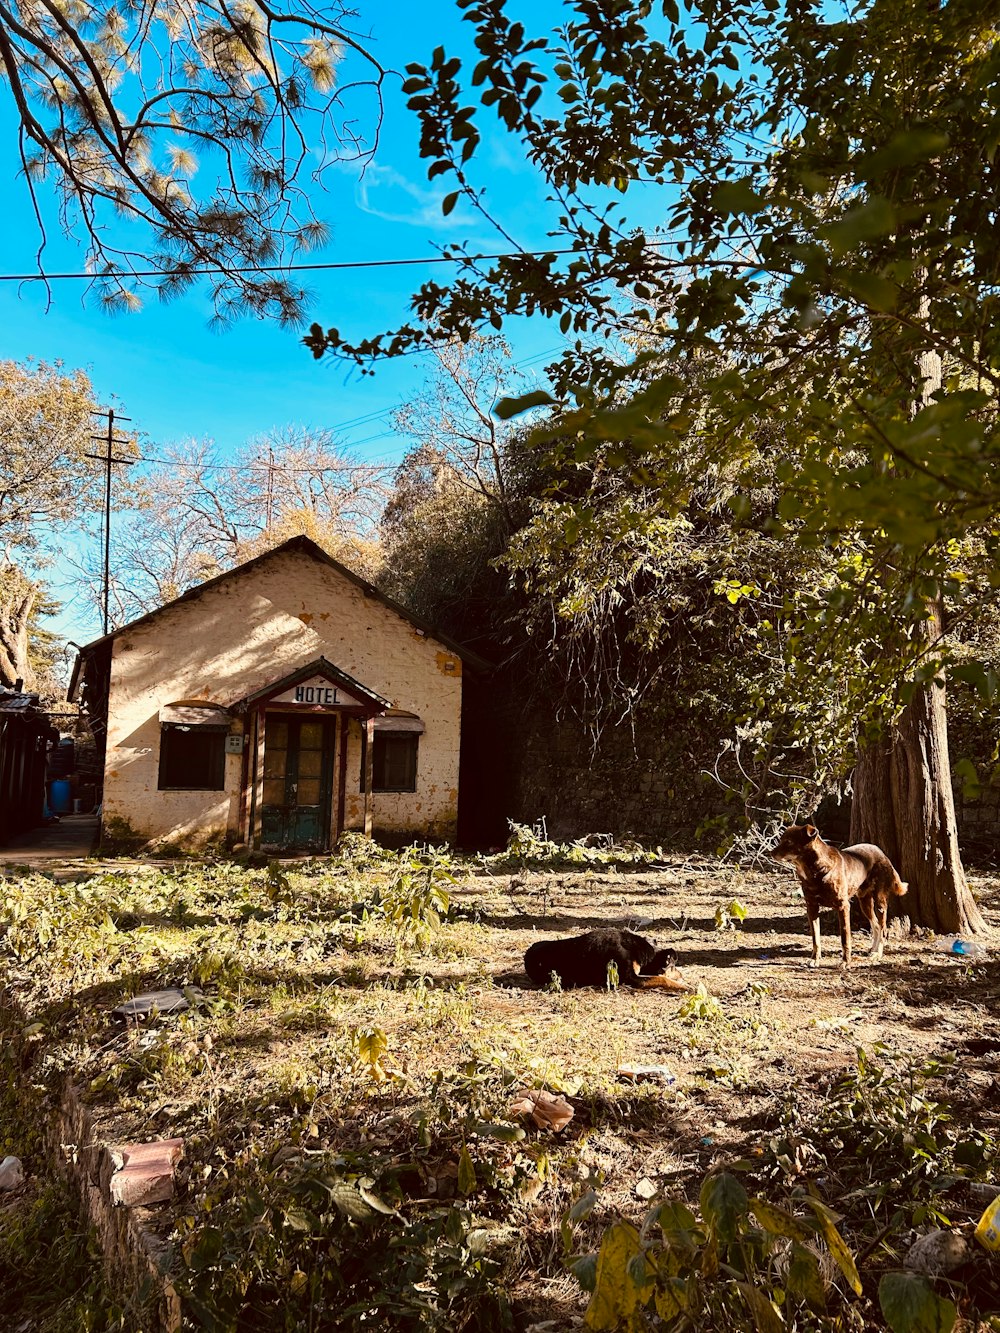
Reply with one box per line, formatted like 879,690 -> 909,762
857,895 -> 881,960
806,902 -> 822,965
837,907 -> 852,968
870,894 -> 888,961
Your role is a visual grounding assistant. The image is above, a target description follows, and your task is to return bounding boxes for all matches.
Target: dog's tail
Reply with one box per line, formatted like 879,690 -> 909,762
893,876 -> 908,897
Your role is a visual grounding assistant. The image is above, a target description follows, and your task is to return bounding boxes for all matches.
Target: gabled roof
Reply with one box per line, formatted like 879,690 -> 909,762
230,657 -> 392,714
68,536 -> 490,699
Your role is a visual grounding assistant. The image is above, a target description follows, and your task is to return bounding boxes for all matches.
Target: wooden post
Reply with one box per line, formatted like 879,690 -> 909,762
335,713 -> 348,843
363,715 -> 375,838
251,709 -> 266,848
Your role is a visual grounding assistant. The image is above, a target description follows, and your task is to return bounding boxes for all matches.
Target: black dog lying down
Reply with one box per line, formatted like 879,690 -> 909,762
524,927 -> 688,991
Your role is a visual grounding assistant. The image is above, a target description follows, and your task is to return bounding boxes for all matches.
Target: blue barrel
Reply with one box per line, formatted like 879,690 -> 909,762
49,779 -> 72,814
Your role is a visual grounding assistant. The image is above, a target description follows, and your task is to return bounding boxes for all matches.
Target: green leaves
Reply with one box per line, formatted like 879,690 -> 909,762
714,898 -> 748,930
819,196 -> 897,254
569,1168 -> 872,1331
585,1222 -> 647,1330
837,269 -> 899,312
185,1225 -> 224,1271
351,1025 -> 389,1082
855,128 -> 950,183
879,1272 -> 957,1333
700,1172 -> 749,1243
803,1197 -> 862,1295
951,661 -> 1000,701
471,1119 -> 526,1143
952,756 -> 982,802
749,1199 -> 811,1242
786,1242 -> 827,1311
561,1189 -> 598,1251
713,177 -> 765,216
495,389 -> 557,419
733,1281 -> 783,1332
457,1144 -> 477,1195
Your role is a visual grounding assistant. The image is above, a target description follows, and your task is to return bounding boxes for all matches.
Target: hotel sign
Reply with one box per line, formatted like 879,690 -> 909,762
271,675 -> 367,708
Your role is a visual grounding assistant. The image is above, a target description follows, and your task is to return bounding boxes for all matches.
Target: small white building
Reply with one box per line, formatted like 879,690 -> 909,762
69,537 -> 485,852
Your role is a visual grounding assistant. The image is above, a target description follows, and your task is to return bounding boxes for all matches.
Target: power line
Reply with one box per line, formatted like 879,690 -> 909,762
0,236 -> 691,285
93,338 -> 569,475
131,452 -> 395,473
325,405 -> 397,432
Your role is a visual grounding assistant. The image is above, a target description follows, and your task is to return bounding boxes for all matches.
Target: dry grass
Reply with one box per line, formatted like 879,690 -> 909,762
3,842 -> 1000,1329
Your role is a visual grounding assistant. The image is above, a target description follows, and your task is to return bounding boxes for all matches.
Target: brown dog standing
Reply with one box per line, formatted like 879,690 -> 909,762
768,824 -> 908,966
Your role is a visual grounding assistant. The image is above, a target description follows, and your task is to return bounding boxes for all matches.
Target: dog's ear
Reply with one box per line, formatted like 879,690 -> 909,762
805,824 -> 818,838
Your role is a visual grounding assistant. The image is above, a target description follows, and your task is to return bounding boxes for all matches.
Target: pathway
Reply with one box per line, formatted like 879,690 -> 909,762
1,813 -> 100,876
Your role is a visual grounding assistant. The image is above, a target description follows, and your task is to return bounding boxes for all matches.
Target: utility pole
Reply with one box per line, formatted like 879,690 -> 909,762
86,408 -> 135,636
265,443 -> 275,530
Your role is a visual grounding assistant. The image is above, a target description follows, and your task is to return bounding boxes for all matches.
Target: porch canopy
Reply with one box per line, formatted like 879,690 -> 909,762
231,657 -> 397,841
159,703 -> 230,729
374,712 -> 424,733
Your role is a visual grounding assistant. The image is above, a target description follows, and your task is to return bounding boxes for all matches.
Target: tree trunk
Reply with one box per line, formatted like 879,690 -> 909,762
849,297 -> 986,936
0,564 -> 37,690
850,736 -> 899,866
850,605 -> 986,936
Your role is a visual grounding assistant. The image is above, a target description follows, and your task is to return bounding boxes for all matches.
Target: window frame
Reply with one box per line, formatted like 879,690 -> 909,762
360,729 -> 419,794
157,724 -> 227,791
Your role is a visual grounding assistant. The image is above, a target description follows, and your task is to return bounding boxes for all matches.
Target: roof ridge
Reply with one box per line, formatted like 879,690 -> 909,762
70,535 -> 490,673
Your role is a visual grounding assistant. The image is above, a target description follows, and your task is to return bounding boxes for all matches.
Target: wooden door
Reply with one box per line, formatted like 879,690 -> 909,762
260,714 -> 334,850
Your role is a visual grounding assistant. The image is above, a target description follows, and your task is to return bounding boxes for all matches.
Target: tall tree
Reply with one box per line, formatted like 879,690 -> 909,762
1,0 -> 385,321
0,358 -> 106,553
849,340 -> 986,934
0,358 -> 111,687
390,335 -> 523,524
380,335 -> 526,627
309,0 -> 1000,931
0,563 -> 35,690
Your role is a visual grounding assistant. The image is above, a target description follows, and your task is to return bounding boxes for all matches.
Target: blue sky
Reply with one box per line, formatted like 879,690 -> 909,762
0,0 -> 654,643
1,2 -> 567,440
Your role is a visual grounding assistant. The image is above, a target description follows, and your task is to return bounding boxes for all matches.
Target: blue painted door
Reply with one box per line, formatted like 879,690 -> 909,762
260,715 -> 334,850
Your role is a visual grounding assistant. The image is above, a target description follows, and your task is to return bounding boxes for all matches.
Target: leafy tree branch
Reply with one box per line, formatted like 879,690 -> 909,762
1,0 -> 387,321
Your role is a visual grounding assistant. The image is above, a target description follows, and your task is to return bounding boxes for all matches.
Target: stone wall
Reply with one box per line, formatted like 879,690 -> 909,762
953,786 -> 1000,865
485,686 -> 1000,861
503,699 -> 739,848
947,698 -> 1000,865
51,1080 -> 180,1331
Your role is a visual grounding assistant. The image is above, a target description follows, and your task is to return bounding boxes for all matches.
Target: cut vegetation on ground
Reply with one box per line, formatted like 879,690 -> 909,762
2,830 -> 999,1331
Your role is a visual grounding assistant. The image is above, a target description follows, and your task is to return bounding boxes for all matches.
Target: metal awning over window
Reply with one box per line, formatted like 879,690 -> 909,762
159,704 -> 230,730
372,712 -> 425,734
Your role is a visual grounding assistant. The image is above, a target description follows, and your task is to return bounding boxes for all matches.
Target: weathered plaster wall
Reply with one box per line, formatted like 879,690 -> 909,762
102,547 -> 462,847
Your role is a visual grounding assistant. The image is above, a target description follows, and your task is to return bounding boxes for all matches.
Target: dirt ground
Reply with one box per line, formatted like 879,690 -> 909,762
481,854 -> 1000,1090
3,847 -> 1000,1329
486,857 -> 1000,1324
